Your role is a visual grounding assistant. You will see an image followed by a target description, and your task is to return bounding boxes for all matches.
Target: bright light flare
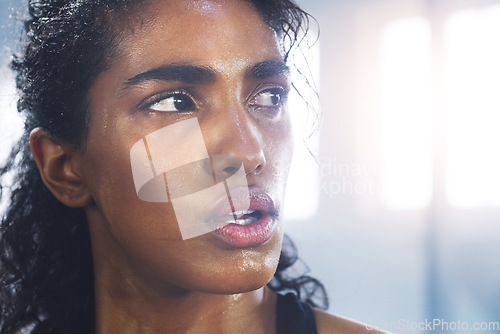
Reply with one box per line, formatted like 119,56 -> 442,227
444,5 -> 500,208
379,17 -> 433,210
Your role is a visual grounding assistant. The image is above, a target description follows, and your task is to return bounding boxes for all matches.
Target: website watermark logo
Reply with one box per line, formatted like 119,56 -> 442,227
366,318 -> 500,332
130,118 -> 249,240
320,159 -> 378,198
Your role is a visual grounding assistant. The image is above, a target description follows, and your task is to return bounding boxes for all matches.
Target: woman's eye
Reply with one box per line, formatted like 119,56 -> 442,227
251,88 -> 284,108
147,93 -> 196,112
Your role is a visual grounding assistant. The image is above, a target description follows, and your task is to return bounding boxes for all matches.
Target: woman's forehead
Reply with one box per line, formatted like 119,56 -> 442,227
107,0 -> 281,81
123,0 -> 268,33
184,0 -> 230,15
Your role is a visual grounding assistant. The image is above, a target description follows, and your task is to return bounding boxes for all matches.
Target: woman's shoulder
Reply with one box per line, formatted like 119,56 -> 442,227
314,309 -> 392,334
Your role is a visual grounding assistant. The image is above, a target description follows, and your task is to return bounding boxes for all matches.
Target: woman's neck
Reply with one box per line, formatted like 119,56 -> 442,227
94,284 -> 277,334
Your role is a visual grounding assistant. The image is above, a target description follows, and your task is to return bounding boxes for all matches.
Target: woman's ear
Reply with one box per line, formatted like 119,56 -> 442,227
30,127 -> 92,208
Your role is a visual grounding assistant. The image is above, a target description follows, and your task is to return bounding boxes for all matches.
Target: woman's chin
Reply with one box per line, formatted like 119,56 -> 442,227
198,276 -> 275,296
181,226 -> 284,295
180,254 -> 280,296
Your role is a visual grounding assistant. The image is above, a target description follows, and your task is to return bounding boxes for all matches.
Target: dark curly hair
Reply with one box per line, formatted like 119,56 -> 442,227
0,0 -> 327,333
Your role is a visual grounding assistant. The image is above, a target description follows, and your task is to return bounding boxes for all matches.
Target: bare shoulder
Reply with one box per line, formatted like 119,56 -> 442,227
314,309 -> 392,334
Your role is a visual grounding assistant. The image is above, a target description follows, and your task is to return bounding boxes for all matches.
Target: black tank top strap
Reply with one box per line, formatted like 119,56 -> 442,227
276,293 -> 319,334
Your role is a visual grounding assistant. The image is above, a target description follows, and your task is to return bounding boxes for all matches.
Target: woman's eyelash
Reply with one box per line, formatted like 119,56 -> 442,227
139,90 -> 196,111
250,86 -> 290,108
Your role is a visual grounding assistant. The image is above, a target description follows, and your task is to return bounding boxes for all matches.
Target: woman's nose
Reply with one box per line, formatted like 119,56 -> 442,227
206,107 -> 267,179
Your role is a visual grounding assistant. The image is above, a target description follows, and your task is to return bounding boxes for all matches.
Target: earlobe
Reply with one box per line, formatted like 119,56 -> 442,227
30,127 -> 92,208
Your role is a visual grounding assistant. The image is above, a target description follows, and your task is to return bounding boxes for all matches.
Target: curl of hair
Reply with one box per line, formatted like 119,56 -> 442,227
268,235 -> 328,309
0,0 -> 327,332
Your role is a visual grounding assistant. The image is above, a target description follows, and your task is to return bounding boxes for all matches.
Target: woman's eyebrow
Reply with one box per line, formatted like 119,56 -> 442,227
124,64 -> 217,87
247,60 -> 290,80
122,60 -> 289,92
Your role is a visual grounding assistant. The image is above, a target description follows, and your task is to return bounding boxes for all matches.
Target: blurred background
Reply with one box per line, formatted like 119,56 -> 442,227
1,0 -> 500,332
285,0 -> 500,332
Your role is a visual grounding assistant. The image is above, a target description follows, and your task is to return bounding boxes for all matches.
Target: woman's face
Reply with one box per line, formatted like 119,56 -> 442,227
80,0 -> 293,295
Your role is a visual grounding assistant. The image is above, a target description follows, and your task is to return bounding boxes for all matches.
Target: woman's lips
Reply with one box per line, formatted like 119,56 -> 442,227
207,188 -> 278,248
214,214 -> 276,248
